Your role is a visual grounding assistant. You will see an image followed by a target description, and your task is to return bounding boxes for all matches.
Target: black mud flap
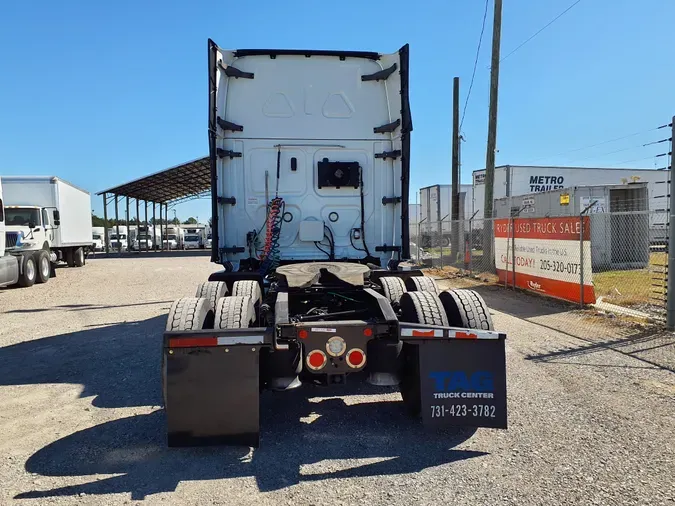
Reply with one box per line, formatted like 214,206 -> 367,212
164,344 -> 262,447
401,338 -> 507,429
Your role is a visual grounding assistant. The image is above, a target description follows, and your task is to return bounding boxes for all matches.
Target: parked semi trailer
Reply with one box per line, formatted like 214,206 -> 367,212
162,41 -> 507,447
2,176 -> 92,287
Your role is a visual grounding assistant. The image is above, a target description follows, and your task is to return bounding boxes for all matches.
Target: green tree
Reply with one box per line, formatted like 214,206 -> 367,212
183,217 -> 198,225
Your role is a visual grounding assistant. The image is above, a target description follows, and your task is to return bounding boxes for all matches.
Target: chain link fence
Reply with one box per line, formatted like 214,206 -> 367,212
414,209 -> 674,370
415,210 -> 669,321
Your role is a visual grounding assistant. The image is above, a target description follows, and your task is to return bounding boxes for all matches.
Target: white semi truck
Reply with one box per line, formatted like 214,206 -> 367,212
1,176 -> 92,287
92,226 -> 105,252
163,225 -> 184,250
160,41 -> 507,448
108,225 -> 129,251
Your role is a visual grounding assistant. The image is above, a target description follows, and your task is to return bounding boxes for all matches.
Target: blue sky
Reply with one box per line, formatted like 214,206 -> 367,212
1,0 -> 673,220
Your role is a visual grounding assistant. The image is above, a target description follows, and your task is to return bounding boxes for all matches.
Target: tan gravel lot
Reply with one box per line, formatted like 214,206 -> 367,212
0,255 -> 673,505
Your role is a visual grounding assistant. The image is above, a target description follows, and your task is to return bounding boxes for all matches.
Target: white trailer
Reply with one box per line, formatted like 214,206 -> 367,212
472,165 -> 670,233
2,176 -> 92,280
418,184 -> 473,247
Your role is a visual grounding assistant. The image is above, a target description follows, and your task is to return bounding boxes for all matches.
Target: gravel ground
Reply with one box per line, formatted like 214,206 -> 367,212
0,256 -> 674,505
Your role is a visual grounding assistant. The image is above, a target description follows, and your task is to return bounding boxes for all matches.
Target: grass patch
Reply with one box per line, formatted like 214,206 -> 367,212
592,252 -> 666,307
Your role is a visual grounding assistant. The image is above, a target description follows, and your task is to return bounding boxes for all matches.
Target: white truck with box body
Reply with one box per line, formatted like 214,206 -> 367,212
162,225 -> 184,250
132,225 -> 161,251
183,225 -> 206,249
161,40 -> 507,448
2,176 -> 92,286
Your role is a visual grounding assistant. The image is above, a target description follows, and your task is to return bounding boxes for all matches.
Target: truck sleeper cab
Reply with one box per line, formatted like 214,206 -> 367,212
161,41 -> 507,448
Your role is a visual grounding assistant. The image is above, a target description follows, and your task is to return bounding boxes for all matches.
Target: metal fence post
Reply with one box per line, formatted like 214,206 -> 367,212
102,193 -> 109,255
579,213 -> 584,307
114,195 -> 120,256
667,116 -> 675,329
511,217 -> 516,289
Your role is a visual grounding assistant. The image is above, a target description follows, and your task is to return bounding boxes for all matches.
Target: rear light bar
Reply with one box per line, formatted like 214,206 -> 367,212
168,335 -> 265,347
399,327 -> 503,340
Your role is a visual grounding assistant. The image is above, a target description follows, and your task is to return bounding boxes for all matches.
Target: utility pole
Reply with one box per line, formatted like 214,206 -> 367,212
667,116 -> 675,329
483,0 -> 503,265
451,77 -> 461,261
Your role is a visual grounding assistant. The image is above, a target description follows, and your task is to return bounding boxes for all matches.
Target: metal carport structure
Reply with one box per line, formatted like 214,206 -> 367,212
96,156 -> 210,254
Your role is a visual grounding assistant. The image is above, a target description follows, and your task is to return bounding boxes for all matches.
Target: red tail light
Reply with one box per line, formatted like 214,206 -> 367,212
306,350 -> 327,370
346,348 -> 366,368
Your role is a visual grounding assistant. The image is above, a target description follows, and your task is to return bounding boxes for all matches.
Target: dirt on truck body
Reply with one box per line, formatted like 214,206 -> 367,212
161,40 -> 507,447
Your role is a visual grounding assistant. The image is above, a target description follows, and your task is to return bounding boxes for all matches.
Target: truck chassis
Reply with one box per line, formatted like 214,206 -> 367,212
163,263 -> 506,447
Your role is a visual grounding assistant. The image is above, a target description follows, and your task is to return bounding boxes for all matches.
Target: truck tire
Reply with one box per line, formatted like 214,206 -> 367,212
399,291 -> 449,326
18,254 -> 37,288
35,250 -> 50,284
165,297 -> 214,331
232,280 -> 262,304
214,296 -> 256,329
74,247 -> 85,267
195,281 -> 228,311
379,276 -> 407,303
405,276 -> 440,295
439,289 -> 494,330
65,248 -> 75,267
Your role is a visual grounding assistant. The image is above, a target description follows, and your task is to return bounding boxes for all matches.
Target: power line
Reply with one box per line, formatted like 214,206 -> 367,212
460,0 -> 490,130
500,0 -> 583,64
522,127 -> 659,164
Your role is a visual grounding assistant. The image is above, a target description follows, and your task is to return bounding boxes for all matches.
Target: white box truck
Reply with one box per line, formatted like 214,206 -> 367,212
163,225 -> 184,250
133,224 -> 162,250
183,225 -> 207,249
1,176 -> 92,287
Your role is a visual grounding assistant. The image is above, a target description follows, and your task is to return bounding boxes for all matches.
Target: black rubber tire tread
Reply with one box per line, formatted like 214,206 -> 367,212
35,250 -> 50,284
74,247 -> 85,267
214,296 -> 255,329
195,281 -> 228,311
380,276 -> 407,303
165,297 -> 212,331
405,276 -> 440,294
439,289 -> 494,330
65,249 -> 75,267
399,291 -> 449,326
18,255 -> 36,288
232,280 -> 262,304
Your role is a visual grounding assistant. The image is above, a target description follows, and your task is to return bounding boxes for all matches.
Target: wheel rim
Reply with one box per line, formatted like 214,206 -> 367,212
41,257 -> 49,277
79,249 -> 84,263
26,259 -> 35,280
